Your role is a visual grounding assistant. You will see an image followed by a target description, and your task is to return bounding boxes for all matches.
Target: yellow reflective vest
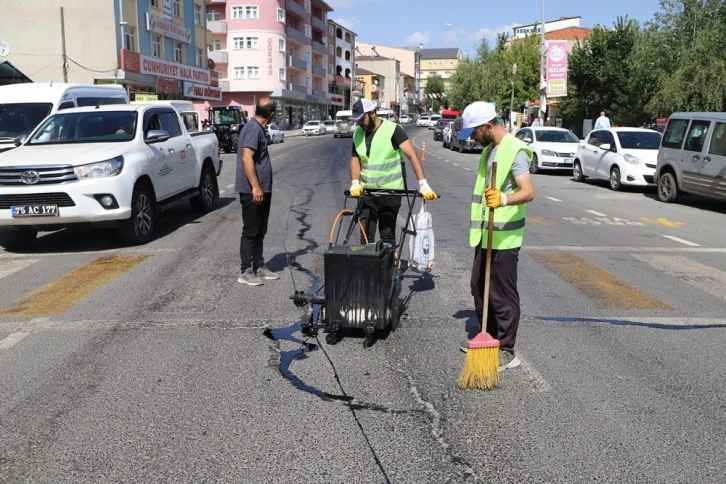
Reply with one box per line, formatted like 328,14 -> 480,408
353,120 -> 405,189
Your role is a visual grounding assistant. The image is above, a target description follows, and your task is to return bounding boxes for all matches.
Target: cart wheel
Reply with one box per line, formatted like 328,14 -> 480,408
363,333 -> 375,349
325,331 -> 342,345
389,293 -> 401,332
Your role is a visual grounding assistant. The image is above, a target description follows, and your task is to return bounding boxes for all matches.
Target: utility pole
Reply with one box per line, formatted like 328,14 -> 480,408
60,7 -> 68,82
510,63 -> 517,131
539,0 -> 546,125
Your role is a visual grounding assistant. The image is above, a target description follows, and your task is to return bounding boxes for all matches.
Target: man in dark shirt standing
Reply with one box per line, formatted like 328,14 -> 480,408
349,99 -> 437,246
236,98 -> 280,286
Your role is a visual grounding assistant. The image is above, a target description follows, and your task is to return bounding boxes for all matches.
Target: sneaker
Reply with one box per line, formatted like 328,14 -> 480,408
238,268 -> 264,286
459,340 -> 470,353
255,266 -> 280,280
498,350 -> 521,371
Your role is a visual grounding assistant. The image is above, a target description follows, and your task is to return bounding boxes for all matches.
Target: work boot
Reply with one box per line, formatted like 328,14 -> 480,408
238,268 -> 264,286
498,350 -> 521,371
255,266 -> 280,280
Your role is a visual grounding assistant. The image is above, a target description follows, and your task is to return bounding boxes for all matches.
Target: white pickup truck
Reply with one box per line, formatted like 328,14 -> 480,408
0,103 -> 221,248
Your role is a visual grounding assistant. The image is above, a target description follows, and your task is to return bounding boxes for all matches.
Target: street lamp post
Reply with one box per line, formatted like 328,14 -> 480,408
510,63 -> 517,131
539,0 -> 547,125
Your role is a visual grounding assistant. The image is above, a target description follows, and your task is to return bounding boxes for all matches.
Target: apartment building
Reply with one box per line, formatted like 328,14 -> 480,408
355,56 -> 402,113
203,0 -> 333,128
0,0 -> 215,99
354,68 -> 383,105
512,16 -> 581,40
419,48 -> 462,94
356,42 -> 421,108
327,20 -> 356,115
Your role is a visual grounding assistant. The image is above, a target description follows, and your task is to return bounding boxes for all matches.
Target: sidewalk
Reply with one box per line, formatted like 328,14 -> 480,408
282,128 -> 303,138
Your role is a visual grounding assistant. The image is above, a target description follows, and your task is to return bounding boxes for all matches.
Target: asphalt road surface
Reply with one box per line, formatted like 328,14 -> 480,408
1,126 -> 725,483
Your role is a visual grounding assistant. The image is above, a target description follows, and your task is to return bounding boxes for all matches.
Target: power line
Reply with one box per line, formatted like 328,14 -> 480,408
66,56 -> 118,74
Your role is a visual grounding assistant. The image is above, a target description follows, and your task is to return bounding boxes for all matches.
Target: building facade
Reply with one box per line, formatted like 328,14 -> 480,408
327,20 -> 355,115
354,68 -> 383,105
419,47 -> 462,95
512,16 -> 581,40
201,0 -> 333,128
0,0 -> 217,101
355,42 -> 421,110
355,56 -> 404,113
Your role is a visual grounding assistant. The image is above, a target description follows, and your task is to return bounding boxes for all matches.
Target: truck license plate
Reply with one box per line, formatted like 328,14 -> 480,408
564,158 -> 573,164
11,205 -> 59,218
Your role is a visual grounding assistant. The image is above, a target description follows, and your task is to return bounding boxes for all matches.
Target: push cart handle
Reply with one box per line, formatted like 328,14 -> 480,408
344,188 -> 440,198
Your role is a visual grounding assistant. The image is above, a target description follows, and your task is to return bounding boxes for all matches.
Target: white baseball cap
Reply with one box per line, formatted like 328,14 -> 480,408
458,101 -> 497,140
351,99 -> 377,122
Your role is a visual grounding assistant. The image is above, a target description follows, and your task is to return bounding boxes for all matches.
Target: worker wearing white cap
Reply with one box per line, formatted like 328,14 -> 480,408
459,101 -> 535,371
348,98 -> 437,246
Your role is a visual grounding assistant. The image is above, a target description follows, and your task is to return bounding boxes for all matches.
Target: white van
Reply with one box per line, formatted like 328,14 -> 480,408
335,109 -> 354,138
131,99 -> 200,133
0,83 -> 129,152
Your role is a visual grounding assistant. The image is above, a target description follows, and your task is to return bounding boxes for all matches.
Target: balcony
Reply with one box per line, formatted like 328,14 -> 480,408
285,0 -> 307,19
207,21 -> 227,34
288,55 -> 307,71
312,40 -> 326,54
286,26 -> 308,46
312,65 -> 325,78
218,80 -> 230,91
207,50 -> 228,64
312,15 -> 326,32
288,83 -> 308,94
312,88 -> 327,98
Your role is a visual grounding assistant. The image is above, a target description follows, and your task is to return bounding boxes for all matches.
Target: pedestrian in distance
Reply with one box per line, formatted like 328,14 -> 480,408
236,98 -> 281,286
594,110 -> 612,129
459,101 -> 535,371
348,99 -> 438,246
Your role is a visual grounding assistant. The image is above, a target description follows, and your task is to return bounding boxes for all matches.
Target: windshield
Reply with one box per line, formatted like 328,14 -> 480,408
305,121 -> 319,126
617,131 -> 662,149
430,115 -> 441,120
28,111 -> 137,145
210,109 -> 243,124
535,130 -> 579,143
0,103 -> 53,140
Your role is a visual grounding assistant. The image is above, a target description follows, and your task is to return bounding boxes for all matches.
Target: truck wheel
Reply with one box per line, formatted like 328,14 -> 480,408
230,134 -> 239,153
191,164 -> 217,213
658,172 -> 679,202
118,182 -> 156,245
0,228 -> 38,250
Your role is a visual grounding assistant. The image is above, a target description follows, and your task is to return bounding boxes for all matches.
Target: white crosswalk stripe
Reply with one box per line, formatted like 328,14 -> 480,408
0,259 -> 40,280
632,254 -> 726,300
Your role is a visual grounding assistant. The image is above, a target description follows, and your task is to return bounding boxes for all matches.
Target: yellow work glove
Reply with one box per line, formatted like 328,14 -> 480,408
485,187 -> 508,208
349,179 -> 363,197
418,179 -> 437,201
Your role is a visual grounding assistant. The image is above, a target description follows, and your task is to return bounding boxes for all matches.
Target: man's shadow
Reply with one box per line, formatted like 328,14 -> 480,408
454,309 -> 480,339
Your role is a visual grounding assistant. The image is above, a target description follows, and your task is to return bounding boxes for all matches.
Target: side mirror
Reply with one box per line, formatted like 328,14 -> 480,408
599,143 -> 612,151
523,137 -> 533,144
145,130 -> 170,143
13,135 -> 27,147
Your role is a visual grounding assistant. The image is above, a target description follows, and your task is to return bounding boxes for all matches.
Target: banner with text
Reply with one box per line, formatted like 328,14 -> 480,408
162,0 -> 172,19
546,40 -> 568,98
147,13 -> 191,44
183,81 -> 222,100
121,50 -> 211,84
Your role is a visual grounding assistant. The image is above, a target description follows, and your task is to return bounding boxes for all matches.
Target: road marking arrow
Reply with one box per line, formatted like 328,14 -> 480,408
640,217 -> 683,228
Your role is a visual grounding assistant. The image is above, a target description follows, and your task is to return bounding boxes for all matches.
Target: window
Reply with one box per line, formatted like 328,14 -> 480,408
345,50 -> 350,61
182,112 -> 198,133
159,111 -> 182,138
152,34 -> 162,58
708,122 -> 726,156
279,68 -> 286,81
329,44 -> 334,55
616,131 -> 662,149
194,4 -> 202,25
234,67 -> 245,79
233,37 -> 244,49
336,46 -> 342,57
278,39 -> 285,51
304,0 -> 311,12
683,120 -> 711,153
207,10 -> 220,21
305,52 -> 311,63
662,119 -> 689,149
122,25 -> 136,51
345,33 -> 351,43
598,131 -> 616,149
336,28 -> 342,39
212,40 -> 221,50
233,37 -> 258,49
247,66 -> 259,78
587,131 -> 603,146
57,101 -> 75,110
246,37 -> 259,49
305,25 -> 311,38
328,63 -> 333,74
196,48 -> 203,67
233,5 -> 258,19
277,8 -> 285,23
232,6 -> 243,18
173,0 -> 181,18
246,6 -> 258,19
151,0 -> 159,7
305,76 -> 311,87
174,41 -> 183,63
329,25 -> 334,36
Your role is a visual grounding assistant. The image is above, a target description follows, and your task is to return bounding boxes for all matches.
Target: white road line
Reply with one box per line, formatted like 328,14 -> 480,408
518,356 -> 551,393
632,254 -> 726,299
0,332 -> 28,350
0,259 -> 39,280
219,190 -> 226,195
453,163 -> 459,166
463,167 -> 471,171
662,235 -> 700,247
0,248 -> 178,258
226,183 -> 234,188
585,210 -> 607,217
526,246 -> 726,253
545,196 -> 562,202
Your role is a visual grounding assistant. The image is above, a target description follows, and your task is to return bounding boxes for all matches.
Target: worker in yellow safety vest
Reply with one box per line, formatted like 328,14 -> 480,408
348,99 -> 437,246
458,101 -> 535,372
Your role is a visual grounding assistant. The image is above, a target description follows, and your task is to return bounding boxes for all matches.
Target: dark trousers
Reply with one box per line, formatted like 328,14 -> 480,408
470,246 -> 521,353
358,194 -> 401,246
240,192 -> 272,271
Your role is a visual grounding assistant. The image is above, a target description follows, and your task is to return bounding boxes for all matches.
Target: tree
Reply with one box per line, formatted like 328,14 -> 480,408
425,73 -> 446,111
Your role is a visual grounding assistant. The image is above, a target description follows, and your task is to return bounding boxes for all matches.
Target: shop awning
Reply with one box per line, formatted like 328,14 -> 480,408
0,61 -> 32,85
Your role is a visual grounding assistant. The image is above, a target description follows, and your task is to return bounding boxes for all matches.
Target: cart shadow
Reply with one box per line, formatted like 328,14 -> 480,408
454,309 -> 481,339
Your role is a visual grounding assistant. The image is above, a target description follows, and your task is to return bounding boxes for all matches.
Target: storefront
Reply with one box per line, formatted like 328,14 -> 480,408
328,93 -> 345,119
270,88 -> 330,128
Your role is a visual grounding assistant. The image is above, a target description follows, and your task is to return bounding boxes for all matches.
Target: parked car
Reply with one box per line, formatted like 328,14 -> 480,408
399,114 -> 411,124
515,127 -> 580,174
416,115 -> 430,127
428,114 -> 441,129
433,119 -> 451,141
573,127 -> 662,190
655,112 -> 726,203
334,110 -> 354,138
449,117 -> 483,153
323,120 -> 337,134
0,104 -> 221,249
302,120 -> 325,136
442,124 -> 453,148
267,123 -> 284,143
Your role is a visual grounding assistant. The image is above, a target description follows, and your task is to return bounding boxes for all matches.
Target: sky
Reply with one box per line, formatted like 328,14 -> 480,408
326,0 -> 664,56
